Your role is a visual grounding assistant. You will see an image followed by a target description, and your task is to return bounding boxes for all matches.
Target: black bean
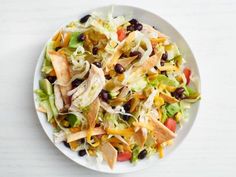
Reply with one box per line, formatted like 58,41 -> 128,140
80,138 -> 85,144
55,46 -> 62,51
93,61 -> 102,68
138,149 -> 147,159
77,33 -> 85,42
80,14 -> 91,23
175,87 -> 185,95
172,87 -> 185,100
129,18 -> 138,25
46,76 -> 57,84
72,79 -> 83,88
122,114 -> 130,121
161,52 -> 168,61
123,101 -> 131,112
160,60 -> 165,66
63,141 -> 70,148
120,53 -> 127,58
161,71 -> 167,76
105,74 -> 112,80
127,24 -> 135,32
100,90 -> 109,102
153,26 -> 158,30
130,51 -> 142,60
92,47 -> 98,55
114,63 -> 125,74
150,50 -> 155,57
134,23 -> 143,31
78,149 -> 87,156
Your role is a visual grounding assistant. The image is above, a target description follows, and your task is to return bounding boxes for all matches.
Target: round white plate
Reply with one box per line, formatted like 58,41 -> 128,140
33,5 -> 201,174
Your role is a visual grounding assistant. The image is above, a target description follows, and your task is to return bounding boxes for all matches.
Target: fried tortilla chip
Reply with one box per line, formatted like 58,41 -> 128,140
100,142 -> 117,169
49,51 -> 72,106
149,116 -> 176,144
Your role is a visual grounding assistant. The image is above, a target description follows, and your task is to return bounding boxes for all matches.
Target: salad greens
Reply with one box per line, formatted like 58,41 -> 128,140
35,10 -> 201,169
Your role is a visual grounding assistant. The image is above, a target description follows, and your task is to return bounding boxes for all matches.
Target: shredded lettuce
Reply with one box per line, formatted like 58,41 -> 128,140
165,43 -> 180,60
130,76 -> 147,92
166,103 -> 180,117
34,89 -> 48,101
131,145 -> 140,163
161,105 -> 168,123
35,79 -> 58,121
149,74 -> 179,87
41,42 -> 55,74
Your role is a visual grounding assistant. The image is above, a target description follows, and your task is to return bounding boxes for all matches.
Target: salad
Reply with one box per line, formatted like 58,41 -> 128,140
35,10 -> 200,169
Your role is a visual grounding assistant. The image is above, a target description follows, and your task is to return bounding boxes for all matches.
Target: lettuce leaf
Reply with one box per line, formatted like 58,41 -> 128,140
35,79 -> 58,121
131,145 -> 140,163
41,42 -> 55,74
166,103 -> 180,117
165,43 -> 180,60
130,76 -> 147,92
40,100 -> 53,121
66,114 -> 81,127
69,32 -> 82,48
161,105 -> 168,123
34,89 -> 48,101
149,74 -> 179,87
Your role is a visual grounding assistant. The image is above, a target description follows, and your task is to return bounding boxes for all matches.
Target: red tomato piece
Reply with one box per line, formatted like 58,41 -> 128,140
117,29 -> 126,42
164,118 -> 177,132
183,67 -> 191,85
117,151 -> 132,162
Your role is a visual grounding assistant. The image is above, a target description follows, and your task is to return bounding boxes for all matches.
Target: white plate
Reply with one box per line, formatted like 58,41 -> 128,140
33,5 -> 201,174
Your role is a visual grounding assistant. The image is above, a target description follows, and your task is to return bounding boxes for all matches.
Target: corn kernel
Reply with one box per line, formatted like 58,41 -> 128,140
61,120 -> 70,128
175,112 -> 182,123
154,96 -> 165,108
157,146 -> 164,158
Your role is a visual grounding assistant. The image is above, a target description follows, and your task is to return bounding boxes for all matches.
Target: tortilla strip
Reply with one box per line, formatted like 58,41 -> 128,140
118,86 -> 129,98
118,56 -> 137,68
67,127 -> 105,143
106,31 -> 136,69
149,116 -> 176,145
114,135 -> 129,146
61,32 -> 71,47
86,98 -> 100,142
133,128 -> 146,147
159,93 -> 179,104
135,51 -> 162,74
49,51 -> 72,106
100,142 -> 117,169
158,63 -> 178,71
54,85 -> 64,111
87,98 -> 100,129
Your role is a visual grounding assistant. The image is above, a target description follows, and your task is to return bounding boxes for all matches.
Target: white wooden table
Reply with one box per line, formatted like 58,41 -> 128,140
1,0 -> 236,176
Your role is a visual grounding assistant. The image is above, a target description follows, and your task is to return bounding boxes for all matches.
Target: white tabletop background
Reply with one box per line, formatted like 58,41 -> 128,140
1,0 -> 236,176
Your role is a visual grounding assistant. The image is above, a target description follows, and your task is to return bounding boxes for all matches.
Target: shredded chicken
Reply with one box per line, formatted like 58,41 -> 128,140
54,85 -> 64,111
71,64 -> 105,108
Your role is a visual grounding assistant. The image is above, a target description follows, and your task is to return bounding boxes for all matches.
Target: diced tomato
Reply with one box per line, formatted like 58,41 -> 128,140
117,29 -> 126,42
164,118 -> 177,132
183,67 -> 191,85
117,151 -> 132,162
